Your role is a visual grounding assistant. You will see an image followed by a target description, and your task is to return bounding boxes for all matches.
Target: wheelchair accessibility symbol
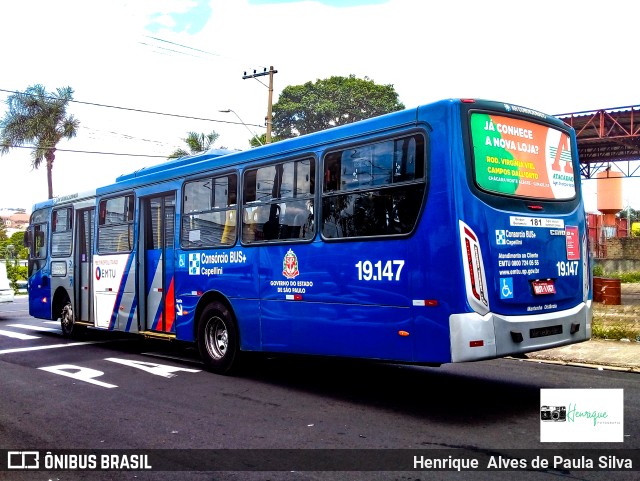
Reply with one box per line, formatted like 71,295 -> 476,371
500,277 -> 514,299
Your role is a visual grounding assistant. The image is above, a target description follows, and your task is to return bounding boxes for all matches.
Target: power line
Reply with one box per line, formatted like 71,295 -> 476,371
145,36 -> 222,58
0,88 -> 265,129
2,144 -> 168,159
138,42 -> 207,59
139,35 -> 266,72
79,125 -> 176,148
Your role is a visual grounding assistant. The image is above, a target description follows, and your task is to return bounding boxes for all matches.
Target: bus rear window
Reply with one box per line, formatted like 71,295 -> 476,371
470,113 -> 575,200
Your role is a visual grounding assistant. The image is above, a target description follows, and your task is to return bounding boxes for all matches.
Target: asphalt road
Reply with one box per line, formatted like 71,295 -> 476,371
0,297 -> 637,481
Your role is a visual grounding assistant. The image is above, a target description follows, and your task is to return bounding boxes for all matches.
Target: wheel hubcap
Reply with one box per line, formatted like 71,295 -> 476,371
205,317 -> 228,360
61,305 -> 73,329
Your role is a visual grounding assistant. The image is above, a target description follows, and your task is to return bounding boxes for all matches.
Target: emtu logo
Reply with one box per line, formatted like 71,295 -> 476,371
95,266 -> 101,280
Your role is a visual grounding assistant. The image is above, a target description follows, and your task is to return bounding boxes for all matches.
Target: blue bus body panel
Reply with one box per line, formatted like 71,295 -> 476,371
258,243 -> 414,360
28,267 -> 51,320
480,207 -> 586,315
173,246 -> 260,344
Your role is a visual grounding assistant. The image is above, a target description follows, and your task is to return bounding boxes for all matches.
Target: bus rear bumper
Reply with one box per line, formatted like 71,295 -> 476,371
449,301 -> 592,363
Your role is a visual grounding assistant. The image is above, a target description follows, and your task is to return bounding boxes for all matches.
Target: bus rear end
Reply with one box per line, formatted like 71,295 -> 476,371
450,100 -> 591,362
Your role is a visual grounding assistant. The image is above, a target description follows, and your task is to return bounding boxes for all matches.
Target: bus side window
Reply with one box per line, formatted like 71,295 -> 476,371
242,206 -> 257,242
35,230 -> 46,258
98,194 -> 135,253
220,210 -> 236,245
242,158 -> 315,244
262,204 -> 281,240
321,133 -> 426,239
181,174 -> 238,248
116,231 -> 131,251
324,155 -> 340,192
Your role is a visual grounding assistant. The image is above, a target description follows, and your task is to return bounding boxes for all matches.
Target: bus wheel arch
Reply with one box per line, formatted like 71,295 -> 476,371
195,293 -> 241,374
53,287 -> 84,338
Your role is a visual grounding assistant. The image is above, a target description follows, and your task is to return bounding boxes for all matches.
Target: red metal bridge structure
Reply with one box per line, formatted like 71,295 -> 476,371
556,104 -> 640,179
556,104 -> 640,257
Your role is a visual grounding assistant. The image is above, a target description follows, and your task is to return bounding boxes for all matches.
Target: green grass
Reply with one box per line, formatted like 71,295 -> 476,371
616,272 -> 640,283
592,268 -> 640,283
591,319 -> 640,341
590,269 -> 640,340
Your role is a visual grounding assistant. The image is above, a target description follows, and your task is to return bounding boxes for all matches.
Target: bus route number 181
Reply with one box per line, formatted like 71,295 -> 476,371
355,260 -> 405,281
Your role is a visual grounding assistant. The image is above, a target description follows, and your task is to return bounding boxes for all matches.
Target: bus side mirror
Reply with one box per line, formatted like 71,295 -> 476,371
24,231 -> 32,249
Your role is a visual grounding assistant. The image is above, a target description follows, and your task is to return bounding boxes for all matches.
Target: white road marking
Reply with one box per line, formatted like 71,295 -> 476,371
7,324 -> 59,332
0,340 -> 108,355
106,357 -> 201,377
0,329 -> 39,340
39,365 -> 117,389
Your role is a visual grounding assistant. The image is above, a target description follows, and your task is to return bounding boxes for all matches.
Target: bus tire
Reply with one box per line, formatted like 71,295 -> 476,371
59,299 -> 84,339
197,302 -> 240,374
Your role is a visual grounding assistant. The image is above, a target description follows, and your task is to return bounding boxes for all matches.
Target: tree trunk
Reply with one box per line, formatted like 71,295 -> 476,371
45,150 -> 55,199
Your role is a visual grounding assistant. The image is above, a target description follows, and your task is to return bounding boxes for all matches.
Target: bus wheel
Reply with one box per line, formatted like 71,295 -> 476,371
197,302 -> 239,374
60,300 -> 84,338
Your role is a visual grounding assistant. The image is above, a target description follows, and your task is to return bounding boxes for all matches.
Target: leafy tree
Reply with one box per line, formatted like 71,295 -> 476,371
249,132 -> 282,147
619,207 -> 640,236
0,84 -> 79,199
168,131 -> 219,159
0,231 -> 26,260
0,231 -> 27,292
273,75 -> 404,139
6,261 -> 27,292
619,207 -> 640,223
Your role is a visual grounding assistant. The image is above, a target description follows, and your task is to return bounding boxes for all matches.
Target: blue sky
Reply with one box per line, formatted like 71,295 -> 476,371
248,0 -> 389,6
146,0 -> 213,34
0,0 -> 637,211
145,0 -> 390,34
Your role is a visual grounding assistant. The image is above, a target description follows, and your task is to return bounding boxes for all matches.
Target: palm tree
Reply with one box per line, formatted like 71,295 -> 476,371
0,84 -> 79,199
168,131 -> 219,160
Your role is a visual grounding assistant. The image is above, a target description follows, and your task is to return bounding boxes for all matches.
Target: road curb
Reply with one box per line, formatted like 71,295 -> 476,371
509,356 -> 640,373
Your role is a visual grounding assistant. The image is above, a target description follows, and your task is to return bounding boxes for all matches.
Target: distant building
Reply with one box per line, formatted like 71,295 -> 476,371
0,209 -> 29,236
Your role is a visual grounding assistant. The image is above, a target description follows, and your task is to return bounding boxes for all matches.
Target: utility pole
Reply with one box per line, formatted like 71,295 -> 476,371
242,66 -> 278,144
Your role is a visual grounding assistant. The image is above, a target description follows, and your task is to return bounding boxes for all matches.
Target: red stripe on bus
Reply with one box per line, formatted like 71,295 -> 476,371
164,277 -> 175,332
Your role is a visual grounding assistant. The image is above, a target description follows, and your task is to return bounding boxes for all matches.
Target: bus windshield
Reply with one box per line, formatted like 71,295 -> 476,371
470,113 -> 576,200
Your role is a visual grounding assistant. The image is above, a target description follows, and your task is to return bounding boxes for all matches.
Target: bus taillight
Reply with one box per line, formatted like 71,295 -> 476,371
582,230 -> 589,302
459,221 -> 489,315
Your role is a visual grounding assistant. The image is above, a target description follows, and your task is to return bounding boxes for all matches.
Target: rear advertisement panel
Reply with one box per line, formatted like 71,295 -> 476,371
470,113 -> 575,200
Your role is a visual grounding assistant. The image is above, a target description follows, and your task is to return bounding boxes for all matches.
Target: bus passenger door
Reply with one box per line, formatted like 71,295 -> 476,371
76,208 -> 94,322
142,193 -> 176,333
26,218 -> 51,320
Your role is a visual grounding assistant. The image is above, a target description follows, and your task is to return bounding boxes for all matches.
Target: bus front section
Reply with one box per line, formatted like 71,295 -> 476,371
25,207 -> 53,320
451,101 -> 591,362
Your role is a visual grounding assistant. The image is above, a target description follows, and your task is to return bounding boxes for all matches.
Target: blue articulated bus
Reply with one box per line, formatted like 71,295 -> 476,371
25,98 -> 592,374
